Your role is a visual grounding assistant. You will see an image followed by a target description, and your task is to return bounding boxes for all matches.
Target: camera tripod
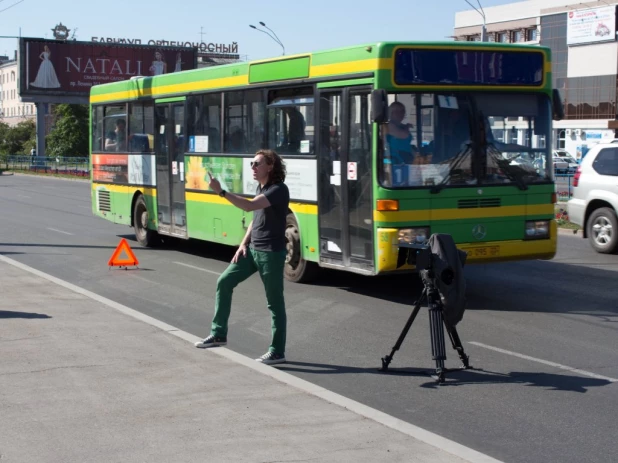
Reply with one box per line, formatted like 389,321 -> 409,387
379,270 -> 471,383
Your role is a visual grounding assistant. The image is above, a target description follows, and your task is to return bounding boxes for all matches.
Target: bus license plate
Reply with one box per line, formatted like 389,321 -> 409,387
464,246 -> 500,258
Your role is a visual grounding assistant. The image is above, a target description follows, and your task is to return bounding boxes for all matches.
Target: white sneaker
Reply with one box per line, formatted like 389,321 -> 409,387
255,351 -> 286,365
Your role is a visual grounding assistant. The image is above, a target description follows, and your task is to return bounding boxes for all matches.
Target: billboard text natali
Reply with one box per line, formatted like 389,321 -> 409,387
19,38 -> 197,97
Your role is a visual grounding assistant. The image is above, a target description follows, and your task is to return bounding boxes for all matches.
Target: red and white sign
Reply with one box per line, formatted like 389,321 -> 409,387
347,162 -> 357,181
567,6 -> 616,46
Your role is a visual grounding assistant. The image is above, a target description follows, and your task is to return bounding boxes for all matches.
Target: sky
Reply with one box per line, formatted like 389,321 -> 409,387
0,0 -> 517,62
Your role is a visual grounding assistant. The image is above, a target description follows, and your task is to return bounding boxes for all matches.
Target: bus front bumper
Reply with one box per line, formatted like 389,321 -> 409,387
376,222 -> 557,273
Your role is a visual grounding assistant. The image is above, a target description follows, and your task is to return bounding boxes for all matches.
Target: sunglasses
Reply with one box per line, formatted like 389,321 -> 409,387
250,161 -> 264,168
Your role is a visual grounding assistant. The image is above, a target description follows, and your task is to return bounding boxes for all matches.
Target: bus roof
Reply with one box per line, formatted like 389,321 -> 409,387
90,41 -> 551,104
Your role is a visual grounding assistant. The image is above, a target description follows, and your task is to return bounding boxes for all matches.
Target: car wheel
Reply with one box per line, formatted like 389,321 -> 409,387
586,207 -> 618,254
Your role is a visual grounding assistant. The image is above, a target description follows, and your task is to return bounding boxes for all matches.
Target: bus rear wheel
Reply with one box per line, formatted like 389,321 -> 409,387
284,213 -> 318,283
133,195 -> 160,247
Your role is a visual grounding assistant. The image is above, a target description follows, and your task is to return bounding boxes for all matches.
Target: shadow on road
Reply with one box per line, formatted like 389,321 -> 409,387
418,368 -> 613,393
0,310 -> 51,319
279,361 -> 613,393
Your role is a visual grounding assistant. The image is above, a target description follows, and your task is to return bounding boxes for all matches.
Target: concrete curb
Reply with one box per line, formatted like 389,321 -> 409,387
557,227 -> 583,237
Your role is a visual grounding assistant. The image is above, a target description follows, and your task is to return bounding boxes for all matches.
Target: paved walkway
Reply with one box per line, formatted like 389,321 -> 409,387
0,255 -> 501,462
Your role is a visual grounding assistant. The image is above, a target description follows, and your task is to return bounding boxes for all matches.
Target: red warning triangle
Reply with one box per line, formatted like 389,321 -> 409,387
108,238 -> 139,267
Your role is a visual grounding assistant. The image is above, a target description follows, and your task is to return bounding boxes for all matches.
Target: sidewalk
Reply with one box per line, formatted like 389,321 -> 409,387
0,255 -> 500,463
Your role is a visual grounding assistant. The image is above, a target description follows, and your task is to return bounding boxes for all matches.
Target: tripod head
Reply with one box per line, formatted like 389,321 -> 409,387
396,234 -> 467,327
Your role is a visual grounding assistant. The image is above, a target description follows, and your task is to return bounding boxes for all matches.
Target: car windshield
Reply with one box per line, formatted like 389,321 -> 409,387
379,92 -> 552,189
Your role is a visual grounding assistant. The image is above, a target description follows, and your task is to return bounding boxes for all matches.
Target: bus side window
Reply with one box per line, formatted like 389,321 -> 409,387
267,87 -> 314,155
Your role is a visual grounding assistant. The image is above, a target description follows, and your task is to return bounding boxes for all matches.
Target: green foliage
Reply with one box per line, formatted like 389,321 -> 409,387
46,104 -> 89,158
0,120 -> 36,155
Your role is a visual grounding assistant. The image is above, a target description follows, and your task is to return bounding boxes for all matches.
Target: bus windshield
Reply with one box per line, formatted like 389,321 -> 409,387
380,92 -> 552,189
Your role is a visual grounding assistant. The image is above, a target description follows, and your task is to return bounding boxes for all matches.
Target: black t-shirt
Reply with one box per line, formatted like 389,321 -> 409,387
250,182 -> 290,252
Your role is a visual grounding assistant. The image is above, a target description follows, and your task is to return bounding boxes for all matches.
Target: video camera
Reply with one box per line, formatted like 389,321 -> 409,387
397,242 -> 433,272
397,234 -> 467,327
380,233 -> 472,382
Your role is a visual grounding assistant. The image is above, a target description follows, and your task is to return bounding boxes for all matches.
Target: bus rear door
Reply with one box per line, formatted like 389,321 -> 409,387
155,99 -> 188,238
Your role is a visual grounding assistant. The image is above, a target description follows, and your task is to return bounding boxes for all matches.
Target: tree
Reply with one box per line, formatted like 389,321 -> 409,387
0,122 -> 10,155
0,120 -> 36,155
46,104 -> 89,157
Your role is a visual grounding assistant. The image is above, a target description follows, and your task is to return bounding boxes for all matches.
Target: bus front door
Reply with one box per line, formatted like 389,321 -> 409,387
155,102 -> 187,238
317,88 -> 374,274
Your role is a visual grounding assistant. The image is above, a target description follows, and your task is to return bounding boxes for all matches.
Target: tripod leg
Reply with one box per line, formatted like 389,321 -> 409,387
445,323 -> 470,369
379,289 -> 426,371
428,294 -> 446,383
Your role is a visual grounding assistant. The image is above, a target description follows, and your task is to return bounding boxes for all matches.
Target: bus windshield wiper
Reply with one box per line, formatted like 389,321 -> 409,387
430,143 -> 473,194
487,143 -> 528,191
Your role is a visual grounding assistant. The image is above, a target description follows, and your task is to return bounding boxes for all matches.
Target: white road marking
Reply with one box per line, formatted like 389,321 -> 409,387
469,342 -> 618,383
16,195 -> 31,198
0,253 -> 502,463
173,261 -> 222,276
46,227 -> 74,236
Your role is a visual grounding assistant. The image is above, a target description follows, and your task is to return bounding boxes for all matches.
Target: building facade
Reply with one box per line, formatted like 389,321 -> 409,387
454,0 -> 618,159
0,57 -> 37,127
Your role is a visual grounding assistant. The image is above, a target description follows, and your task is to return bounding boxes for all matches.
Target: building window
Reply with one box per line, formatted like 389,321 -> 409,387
498,32 -> 509,43
467,35 -> 480,41
526,28 -> 538,41
557,130 -> 566,149
513,30 -> 523,42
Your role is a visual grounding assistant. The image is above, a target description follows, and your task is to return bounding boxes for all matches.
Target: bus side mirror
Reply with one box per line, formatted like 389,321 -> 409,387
552,89 -> 564,121
371,89 -> 388,123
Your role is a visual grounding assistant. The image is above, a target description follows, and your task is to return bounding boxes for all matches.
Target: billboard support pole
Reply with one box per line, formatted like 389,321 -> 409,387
35,102 -> 46,158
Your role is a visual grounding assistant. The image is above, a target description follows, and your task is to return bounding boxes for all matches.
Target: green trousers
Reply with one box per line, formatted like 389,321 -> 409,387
211,247 -> 287,355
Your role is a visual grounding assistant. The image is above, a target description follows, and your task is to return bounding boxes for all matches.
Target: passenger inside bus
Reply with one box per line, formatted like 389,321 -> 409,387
283,106 -> 306,151
105,119 -> 127,152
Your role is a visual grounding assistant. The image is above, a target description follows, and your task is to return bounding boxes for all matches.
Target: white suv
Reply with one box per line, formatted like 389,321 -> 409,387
567,143 -> 618,253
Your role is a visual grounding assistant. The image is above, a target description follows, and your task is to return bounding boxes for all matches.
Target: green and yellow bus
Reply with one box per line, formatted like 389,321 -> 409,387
90,41 -> 562,282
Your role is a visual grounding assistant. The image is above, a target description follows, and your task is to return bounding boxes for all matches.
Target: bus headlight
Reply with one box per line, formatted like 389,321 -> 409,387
398,227 -> 430,245
525,220 -> 550,239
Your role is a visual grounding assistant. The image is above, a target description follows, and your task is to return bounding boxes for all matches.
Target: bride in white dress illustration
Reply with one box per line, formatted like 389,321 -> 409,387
31,45 -> 61,88
149,51 -> 167,76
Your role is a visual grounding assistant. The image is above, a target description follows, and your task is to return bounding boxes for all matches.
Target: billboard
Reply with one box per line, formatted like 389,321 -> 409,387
567,6 -> 617,46
19,38 -> 197,97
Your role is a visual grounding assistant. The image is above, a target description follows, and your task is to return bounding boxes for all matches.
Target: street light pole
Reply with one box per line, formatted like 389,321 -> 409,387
259,22 -> 285,55
249,23 -> 285,56
465,0 -> 487,42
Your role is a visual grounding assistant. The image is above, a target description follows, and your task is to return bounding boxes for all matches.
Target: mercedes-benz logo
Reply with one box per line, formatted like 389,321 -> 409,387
472,224 -> 486,240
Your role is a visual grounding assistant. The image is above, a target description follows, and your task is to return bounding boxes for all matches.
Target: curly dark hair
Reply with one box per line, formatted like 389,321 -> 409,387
257,149 -> 286,183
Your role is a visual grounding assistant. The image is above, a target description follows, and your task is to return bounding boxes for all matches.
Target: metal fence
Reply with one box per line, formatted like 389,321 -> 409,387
555,173 -> 575,202
1,155 -> 89,176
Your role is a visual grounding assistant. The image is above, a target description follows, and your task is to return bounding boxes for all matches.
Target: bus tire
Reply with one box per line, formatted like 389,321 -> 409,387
284,213 -> 318,283
586,207 -> 618,254
133,194 -> 160,247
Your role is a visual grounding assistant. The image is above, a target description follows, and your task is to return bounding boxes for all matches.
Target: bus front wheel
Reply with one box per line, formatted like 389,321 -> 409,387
284,213 -> 318,283
133,195 -> 160,247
